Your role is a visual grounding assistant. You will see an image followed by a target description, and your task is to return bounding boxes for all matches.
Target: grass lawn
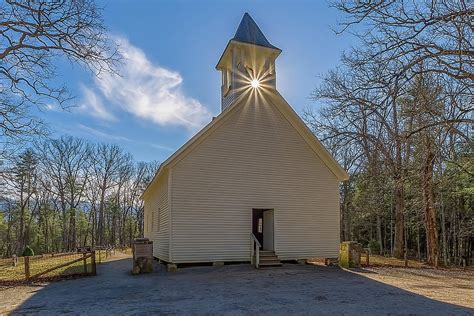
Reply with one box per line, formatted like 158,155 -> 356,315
0,253 -> 94,284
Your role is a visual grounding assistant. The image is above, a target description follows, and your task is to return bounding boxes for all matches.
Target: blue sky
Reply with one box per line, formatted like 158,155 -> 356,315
42,0 -> 354,162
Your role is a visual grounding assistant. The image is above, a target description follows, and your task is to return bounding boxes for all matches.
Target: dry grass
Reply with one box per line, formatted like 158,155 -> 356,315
0,253 -> 94,285
353,266 -> 474,308
120,248 -> 132,255
363,255 -> 429,268
363,254 -> 472,271
351,254 -> 474,308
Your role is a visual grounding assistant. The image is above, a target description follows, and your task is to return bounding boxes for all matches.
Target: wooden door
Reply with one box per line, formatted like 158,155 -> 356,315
263,210 -> 274,251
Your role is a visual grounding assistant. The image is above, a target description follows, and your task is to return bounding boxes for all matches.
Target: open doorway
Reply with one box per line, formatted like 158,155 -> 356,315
252,209 -> 274,251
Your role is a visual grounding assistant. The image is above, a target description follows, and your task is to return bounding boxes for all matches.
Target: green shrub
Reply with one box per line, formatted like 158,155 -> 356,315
22,246 -> 34,257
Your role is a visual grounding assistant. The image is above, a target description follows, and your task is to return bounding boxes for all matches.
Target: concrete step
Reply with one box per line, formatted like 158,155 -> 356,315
254,251 -> 282,268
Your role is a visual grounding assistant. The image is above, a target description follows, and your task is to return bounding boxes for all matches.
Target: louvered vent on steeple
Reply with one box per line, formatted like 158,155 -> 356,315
216,13 -> 281,111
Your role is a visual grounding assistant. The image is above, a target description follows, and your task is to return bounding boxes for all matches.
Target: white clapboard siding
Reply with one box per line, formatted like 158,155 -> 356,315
144,170 -> 170,261
169,95 -> 340,263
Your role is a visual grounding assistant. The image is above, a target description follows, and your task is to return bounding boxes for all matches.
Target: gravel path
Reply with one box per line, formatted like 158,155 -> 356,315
2,255 -> 473,315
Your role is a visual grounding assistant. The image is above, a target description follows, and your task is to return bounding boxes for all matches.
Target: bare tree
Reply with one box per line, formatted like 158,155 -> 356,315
333,0 -> 473,84
91,144 -> 130,246
36,136 -> 90,250
0,0 -> 118,144
0,136 -> 160,257
303,0 -> 473,264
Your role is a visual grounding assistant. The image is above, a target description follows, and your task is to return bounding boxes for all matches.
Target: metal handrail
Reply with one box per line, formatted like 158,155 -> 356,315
250,233 -> 261,268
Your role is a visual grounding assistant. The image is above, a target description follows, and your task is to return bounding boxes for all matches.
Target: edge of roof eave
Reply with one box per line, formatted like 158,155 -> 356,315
141,92 -> 251,200
270,91 -> 350,182
215,40 -> 282,70
142,88 -> 350,200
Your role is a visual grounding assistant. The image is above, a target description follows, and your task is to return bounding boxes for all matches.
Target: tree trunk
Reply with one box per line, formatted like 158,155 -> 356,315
376,215 -> 383,255
393,178 -> 405,258
422,145 -> 439,267
440,194 -> 448,265
69,207 -> 76,250
417,226 -> 421,260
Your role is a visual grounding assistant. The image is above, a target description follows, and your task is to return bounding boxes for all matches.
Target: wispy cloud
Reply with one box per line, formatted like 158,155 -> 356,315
77,124 -> 130,142
79,86 -> 117,121
77,124 -> 174,152
80,37 -> 212,130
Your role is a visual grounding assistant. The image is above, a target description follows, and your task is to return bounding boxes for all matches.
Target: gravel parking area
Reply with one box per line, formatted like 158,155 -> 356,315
2,255 -> 473,315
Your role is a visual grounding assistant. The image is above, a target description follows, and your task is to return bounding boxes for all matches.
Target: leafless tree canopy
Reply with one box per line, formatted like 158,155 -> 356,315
305,0 -> 473,265
334,0 -> 473,83
0,0 -> 119,143
0,136 -> 158,256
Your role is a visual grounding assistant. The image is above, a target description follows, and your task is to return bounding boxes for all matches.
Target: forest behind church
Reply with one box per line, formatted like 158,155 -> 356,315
0,1 -> 159,257
303,0 -> 473,266
0,0 -> 472,266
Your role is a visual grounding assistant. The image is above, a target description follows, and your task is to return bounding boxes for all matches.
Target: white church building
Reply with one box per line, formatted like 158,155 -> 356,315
142,13 -> 349,268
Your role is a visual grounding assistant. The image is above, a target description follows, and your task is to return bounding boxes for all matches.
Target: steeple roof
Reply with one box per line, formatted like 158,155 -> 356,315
232,13 -> 280,50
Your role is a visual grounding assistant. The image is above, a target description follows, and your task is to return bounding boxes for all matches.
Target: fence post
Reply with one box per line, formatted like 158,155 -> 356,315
98,249 -> 101,264
83,252 -> 87,273
24,256 -> 30,280
91,251 -> 97,275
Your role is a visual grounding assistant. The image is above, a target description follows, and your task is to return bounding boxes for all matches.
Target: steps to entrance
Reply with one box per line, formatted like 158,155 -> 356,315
256,251 -> 282,267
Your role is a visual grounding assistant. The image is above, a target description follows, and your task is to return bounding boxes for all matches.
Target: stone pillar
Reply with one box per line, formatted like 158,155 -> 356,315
339,241 -> 362,268
132,238 -> 154,275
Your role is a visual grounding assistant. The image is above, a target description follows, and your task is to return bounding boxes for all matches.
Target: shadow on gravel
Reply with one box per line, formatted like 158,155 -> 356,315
12,258 -> 474,315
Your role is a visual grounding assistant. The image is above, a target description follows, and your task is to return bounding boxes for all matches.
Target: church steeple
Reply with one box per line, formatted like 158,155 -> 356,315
216,13 -> 281,111
233,13 -> 279,50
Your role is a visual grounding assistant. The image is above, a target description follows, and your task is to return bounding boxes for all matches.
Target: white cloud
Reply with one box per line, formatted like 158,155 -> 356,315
80,37 -> 212,130
79,86 -> 117,121
76,124 -> 175,152
77,124 -> 130,142
45,103 -> 58,111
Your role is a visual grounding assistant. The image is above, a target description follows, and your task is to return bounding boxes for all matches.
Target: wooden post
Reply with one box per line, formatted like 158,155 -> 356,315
83,252 -> 87,273
91,251 -> 97,275
256,247 -> 260,269
98,250 -> 101,264
24,256 -> 30,280
250,239 -> 254,265
366,251 -> 370,266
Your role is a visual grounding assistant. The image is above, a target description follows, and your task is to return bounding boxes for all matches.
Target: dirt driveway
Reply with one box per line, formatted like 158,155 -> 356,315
2,255 -> 473,315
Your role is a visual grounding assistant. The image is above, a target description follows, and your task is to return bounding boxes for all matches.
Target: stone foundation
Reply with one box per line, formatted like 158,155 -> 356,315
167,263 -> 178,272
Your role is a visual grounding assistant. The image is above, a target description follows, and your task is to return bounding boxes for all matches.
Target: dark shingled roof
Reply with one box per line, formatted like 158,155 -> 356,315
233,13 -> 279,50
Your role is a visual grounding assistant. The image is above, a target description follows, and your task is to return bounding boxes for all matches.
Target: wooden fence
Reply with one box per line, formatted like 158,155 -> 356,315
0,251 -> 97,285
94,246 -> 116,264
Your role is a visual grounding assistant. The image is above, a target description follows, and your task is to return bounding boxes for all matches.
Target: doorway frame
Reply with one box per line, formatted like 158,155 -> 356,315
251,208 -> 275,251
